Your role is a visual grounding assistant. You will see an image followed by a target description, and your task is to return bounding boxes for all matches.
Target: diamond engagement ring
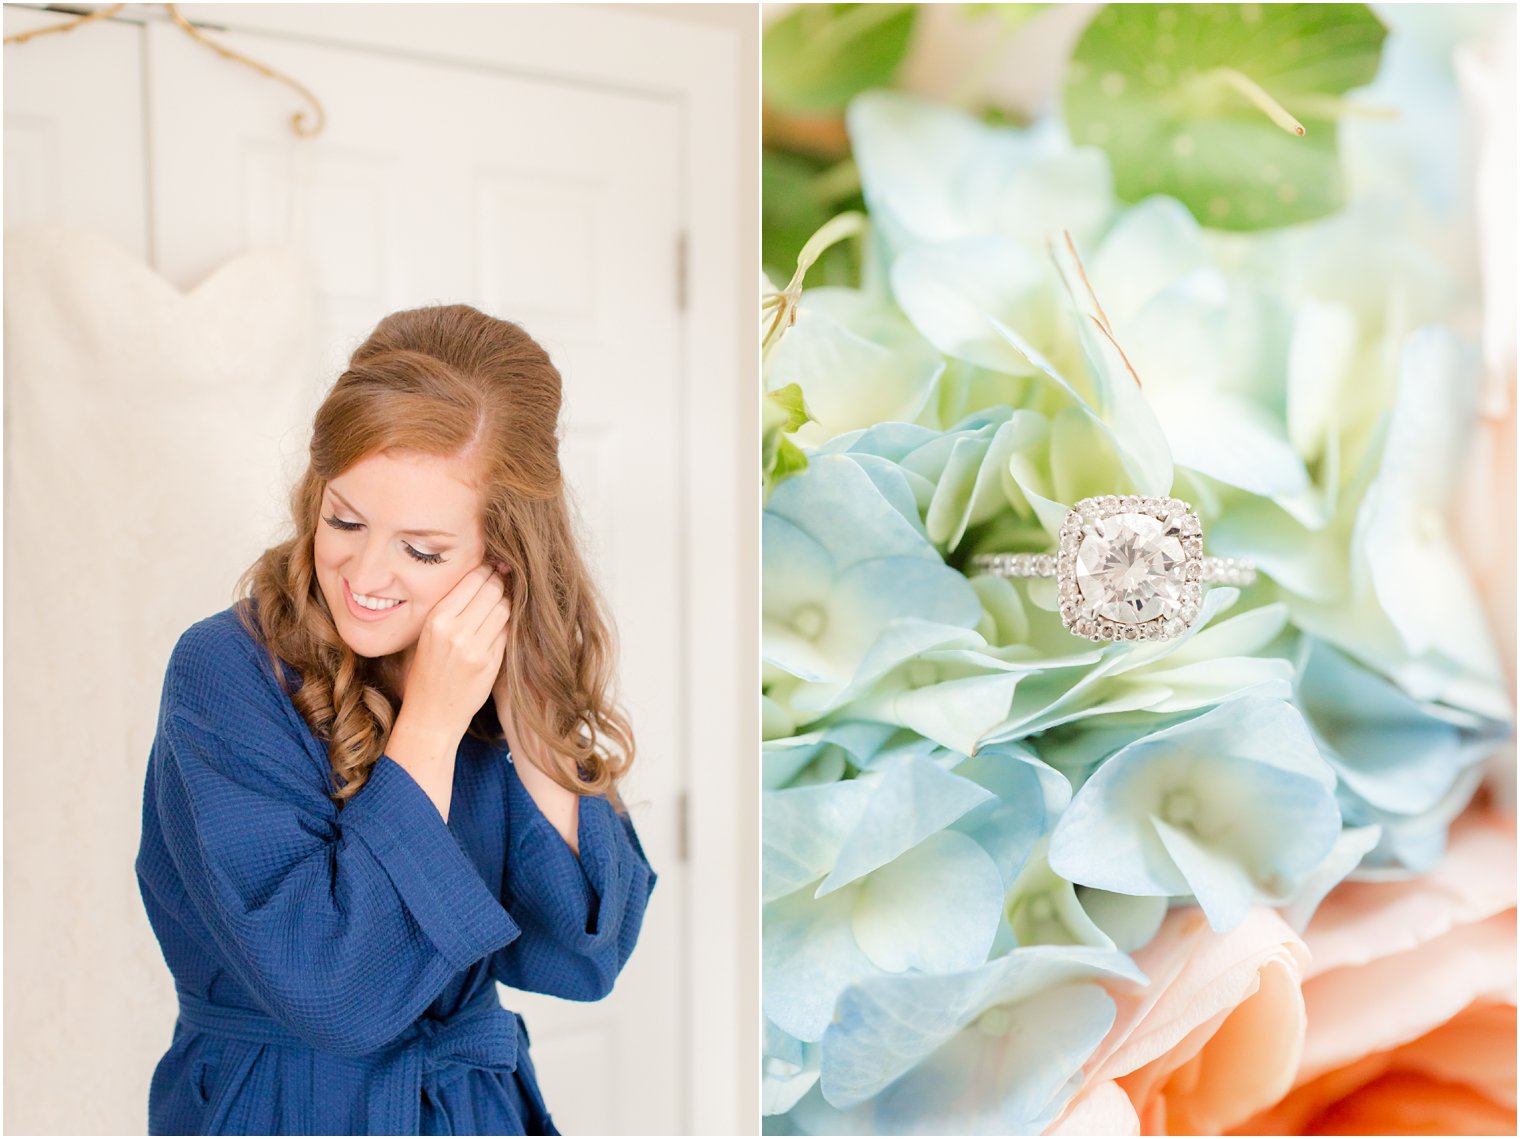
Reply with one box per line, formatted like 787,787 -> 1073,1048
971,495 -> 1257,643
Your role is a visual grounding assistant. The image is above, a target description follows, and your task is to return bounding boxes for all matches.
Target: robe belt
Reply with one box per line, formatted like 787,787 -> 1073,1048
176,985 -> 524,1134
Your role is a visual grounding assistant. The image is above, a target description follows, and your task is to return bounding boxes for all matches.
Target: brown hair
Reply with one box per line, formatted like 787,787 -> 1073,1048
234,303 -> 634,806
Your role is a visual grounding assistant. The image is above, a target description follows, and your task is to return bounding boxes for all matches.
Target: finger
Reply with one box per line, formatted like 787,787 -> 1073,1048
439,563 -> 495,619
487,625 -> 508,670
461,565 -> 510,635
474,592 -> 510,642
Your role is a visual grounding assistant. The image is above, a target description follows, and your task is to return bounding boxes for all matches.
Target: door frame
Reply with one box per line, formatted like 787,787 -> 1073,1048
28,3 -> 755,1131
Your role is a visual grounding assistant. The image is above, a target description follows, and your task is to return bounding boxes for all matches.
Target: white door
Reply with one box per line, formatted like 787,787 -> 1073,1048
4,6 -> 691,1133
144,19 -> 687,1136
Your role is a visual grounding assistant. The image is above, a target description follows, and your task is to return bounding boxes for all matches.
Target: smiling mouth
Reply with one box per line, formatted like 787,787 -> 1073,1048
344,580 -> 405,614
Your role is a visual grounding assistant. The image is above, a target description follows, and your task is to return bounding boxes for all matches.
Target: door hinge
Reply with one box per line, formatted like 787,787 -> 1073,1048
676,231 -> 689,312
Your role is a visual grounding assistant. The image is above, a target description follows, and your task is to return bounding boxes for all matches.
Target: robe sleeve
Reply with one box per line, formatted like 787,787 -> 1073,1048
149,618 -> 522,1056
490,757 -> 656,1000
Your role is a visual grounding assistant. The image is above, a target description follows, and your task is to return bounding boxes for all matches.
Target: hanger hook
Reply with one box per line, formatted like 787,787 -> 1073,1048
5,4 -> 326,140
163,4 -> 326,138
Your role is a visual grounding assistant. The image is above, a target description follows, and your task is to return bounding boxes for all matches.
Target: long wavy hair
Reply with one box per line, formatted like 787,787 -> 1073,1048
234,304 -> 634,807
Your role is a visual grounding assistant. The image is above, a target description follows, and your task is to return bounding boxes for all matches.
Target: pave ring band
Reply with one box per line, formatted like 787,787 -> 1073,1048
973,553 -> 1258,586
970,495 -> 1257,643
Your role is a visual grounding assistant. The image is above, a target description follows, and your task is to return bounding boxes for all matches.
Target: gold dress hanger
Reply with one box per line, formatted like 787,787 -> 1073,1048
5,4 -> 326,138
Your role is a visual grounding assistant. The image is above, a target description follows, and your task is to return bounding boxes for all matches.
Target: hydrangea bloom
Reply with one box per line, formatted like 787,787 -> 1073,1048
761,10 -> 1512,1133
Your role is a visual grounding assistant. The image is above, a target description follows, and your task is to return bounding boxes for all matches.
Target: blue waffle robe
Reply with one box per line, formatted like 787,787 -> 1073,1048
135,603 -> 656,1135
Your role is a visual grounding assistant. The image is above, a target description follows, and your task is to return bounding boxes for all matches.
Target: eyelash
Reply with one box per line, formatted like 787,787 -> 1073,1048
322,515 -> 445,565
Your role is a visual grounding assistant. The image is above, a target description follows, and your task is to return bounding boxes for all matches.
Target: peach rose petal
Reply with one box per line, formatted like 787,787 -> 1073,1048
1300,909 -> 1516,1083
1048,907 -> 1310,1135
1238,1053 -> 1392,1135
1392,1000 -> 1517,1109
1233,809 -> 1517,1136
1047,1079 -> 1140,1136
1294,811 -> 1517,1083
1306,1070 -> 1515,1136
1298,811 -> 1516,980
1239,1013 -> 1518,1137
1135,951 -> 1307,1135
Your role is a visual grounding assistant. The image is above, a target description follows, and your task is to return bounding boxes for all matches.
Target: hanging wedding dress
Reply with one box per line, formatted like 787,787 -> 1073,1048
2,223 -> 318,1132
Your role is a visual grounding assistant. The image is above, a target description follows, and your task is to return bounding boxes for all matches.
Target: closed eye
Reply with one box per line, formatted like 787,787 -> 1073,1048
322,515 -> 445,565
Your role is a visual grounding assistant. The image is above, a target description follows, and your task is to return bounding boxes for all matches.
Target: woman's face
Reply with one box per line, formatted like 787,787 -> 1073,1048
313,449 -> 488,673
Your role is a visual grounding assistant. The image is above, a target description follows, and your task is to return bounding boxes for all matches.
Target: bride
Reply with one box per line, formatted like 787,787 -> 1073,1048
135,302 -> 656,1135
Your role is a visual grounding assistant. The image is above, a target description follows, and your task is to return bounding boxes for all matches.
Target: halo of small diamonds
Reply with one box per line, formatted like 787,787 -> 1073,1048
1060,496 -> 1205,643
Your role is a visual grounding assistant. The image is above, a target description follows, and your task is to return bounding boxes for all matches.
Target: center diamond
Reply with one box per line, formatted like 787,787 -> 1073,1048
1074,512 -> 1186,625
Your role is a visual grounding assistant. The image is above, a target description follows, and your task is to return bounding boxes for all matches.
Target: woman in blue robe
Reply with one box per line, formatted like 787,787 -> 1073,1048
136,304 -> 656,1135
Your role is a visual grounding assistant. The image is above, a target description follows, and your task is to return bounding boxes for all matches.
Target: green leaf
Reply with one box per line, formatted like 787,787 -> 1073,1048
764,4 -> 919,115
770,437 -> 811,491
770,383 -> 812,433
1063,4 -> 1387,231
762,387 -> 812,497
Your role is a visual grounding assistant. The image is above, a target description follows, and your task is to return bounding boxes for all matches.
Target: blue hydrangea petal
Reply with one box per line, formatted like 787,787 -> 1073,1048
980,590 -> 1296,745
762,694 -> 799,752
767,452 -> 938,566
951,744 -> 1072,888
1355,764 -> 1486,875
764,1020 -> 821,1117
1167,600 -> 1290,662
764,721 -> 901,790
810,984 -> 1117,1134
1150,816 -> 1258,932
762,513 -> 838,680
820,754 -> 995,894
763,887 -> 877,1042
1297,636 -> 1474,815
1048,762 -> 1185,899
1048,698 -> 1342,924
838,452 -> 930,537
926,417 -> 1040,551
848,658 -> 1034,757
766,554 -> 976,688
816,420 -> 944,463
1076,888 -> 1169,953
833,557 -> 984,654
764,780 -> 875,902
851,831 -> 1004,973
790,618 -> 987,723
817,945 -> 1144,1111
1140,659 -> 1295,715
1280,824 -> 1383,931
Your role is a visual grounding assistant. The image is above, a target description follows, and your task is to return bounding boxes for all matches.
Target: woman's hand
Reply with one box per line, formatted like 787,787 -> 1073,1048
400,562 -> 511,739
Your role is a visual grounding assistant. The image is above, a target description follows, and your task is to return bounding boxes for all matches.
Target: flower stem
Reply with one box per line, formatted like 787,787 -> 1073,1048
762,211 -> 867,358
